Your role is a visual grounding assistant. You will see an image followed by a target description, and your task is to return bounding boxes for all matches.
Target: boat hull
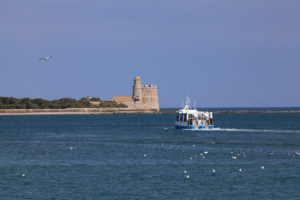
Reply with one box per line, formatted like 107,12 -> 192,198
175,125 -> 214,130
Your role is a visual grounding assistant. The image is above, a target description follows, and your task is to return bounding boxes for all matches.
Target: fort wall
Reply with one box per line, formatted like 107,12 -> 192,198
132,76 -> 159,111
113,76 -> 159,111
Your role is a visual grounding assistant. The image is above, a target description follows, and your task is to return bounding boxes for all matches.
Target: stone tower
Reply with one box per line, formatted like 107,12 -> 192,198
132,76 -> 159,111
132,76 -> 143,102
113,76 -> 159,111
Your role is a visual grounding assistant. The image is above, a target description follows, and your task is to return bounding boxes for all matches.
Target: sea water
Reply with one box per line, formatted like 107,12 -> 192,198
0,113 -> 299,199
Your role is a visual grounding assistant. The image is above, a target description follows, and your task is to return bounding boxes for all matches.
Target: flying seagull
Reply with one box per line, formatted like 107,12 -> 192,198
39,56 -> 52,61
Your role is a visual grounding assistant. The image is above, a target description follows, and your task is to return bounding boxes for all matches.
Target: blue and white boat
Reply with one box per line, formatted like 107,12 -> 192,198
175,97 -> 214,130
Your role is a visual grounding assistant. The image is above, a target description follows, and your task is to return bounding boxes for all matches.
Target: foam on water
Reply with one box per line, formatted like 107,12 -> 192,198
180,127 -> 300,133
212,128 -> 300,133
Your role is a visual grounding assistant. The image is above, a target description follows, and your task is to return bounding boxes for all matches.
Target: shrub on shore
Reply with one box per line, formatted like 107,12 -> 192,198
99,101 -> 127,108
0,96 -> 127,109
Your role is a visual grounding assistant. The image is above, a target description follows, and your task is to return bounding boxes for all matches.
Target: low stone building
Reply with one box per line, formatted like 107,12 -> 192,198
112,76 -> 159,111
111,96 -> 134,108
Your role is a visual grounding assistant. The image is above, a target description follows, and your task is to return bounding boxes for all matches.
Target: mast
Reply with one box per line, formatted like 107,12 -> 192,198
185,96 -> 191,110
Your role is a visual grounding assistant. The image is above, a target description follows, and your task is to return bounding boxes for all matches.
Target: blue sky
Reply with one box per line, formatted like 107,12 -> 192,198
1,0 -> 300,107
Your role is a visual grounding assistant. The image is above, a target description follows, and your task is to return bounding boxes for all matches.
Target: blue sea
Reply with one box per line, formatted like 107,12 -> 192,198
0,112 -> 300,199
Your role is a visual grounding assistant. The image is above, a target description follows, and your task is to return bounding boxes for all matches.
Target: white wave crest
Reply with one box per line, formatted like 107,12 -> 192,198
207,128 -> 300,133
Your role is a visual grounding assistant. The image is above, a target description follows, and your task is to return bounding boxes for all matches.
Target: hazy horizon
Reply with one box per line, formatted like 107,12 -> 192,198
1,0 -> 300,108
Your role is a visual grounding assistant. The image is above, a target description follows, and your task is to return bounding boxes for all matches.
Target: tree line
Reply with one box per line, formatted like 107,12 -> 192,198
0,96 -> 127,109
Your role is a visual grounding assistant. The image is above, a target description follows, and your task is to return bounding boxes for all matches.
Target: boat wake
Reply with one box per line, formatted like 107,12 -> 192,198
187,127 -> 300,133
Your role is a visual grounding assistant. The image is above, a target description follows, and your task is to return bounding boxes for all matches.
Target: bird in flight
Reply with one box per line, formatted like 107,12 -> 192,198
39,56 -> 52,61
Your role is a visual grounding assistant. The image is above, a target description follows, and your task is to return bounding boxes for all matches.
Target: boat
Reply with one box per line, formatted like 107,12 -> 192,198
175,97 -> 214,130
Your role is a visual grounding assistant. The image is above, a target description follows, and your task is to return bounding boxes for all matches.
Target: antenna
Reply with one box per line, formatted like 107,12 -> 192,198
185,96 -> 191,109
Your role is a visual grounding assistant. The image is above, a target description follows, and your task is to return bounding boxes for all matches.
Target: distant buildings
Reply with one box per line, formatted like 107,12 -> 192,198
112,76 -> 159,111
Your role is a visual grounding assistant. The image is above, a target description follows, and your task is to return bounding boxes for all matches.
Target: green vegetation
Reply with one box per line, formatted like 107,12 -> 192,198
0,96 -> 127,109
99,101 -> 127,108
89,97 -> 101,101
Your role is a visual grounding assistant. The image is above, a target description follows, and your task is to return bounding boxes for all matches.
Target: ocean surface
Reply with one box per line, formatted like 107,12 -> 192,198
0,113 -> 300,199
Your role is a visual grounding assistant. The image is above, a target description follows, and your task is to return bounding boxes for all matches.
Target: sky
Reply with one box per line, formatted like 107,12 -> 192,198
1,0 -> 300,108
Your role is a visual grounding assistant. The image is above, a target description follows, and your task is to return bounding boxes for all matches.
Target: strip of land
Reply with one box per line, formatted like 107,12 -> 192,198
159,110 -> 300,114
0,108 -> 300,115
0,108 -> 158,115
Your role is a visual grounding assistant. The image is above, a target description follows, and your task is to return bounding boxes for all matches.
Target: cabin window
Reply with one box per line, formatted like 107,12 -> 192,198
180,113 -> 183,122
176,114 -> 179,121
184,114 -> 187,122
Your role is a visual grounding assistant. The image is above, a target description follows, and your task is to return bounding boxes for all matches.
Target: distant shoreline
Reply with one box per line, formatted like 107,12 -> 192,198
0,108 -> 300,115
159,110 -> 300,114
0,108 -> 159,115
